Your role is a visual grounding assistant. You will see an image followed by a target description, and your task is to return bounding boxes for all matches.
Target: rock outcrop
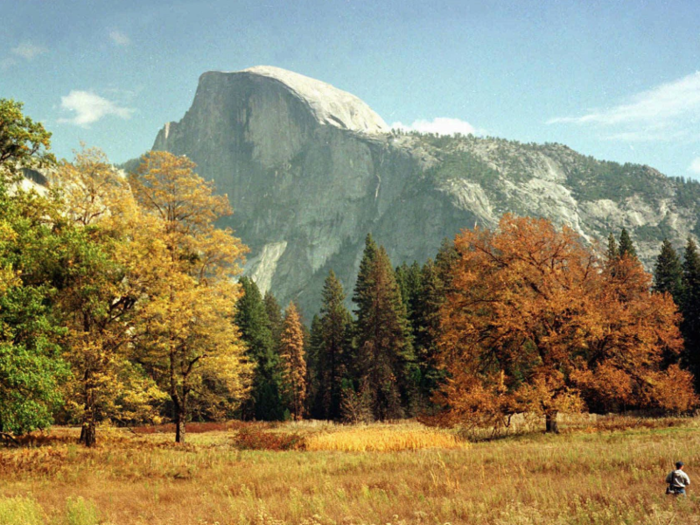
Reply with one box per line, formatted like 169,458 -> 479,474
151,66 -> 700,316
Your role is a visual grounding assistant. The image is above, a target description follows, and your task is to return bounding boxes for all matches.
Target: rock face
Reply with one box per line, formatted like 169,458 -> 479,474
152,66 -> 700,316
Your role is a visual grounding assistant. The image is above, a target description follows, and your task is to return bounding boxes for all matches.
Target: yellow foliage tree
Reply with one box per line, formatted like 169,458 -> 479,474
130,151 -> 252,443
53,148 -> 166,447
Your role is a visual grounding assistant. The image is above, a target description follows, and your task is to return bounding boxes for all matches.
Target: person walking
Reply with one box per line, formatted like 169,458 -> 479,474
666,461 -> 691,496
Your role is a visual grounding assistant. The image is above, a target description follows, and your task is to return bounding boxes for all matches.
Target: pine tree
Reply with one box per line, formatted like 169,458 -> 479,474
264,291 -> 283,351
682,238 -> 700,388
413,259 -> 445,409
654,239 -> 684,304
314,270 -> 352,420
353,243 -> 416,420
306,315 -> 323,418
619,228 -> 637,259
279,302 -> 306,420
606,233 -> 619,262
235,277 -> 284,421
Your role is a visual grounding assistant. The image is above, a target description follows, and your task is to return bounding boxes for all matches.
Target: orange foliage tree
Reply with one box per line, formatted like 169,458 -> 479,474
279,302 -> 307,420
435,215 -> 696,433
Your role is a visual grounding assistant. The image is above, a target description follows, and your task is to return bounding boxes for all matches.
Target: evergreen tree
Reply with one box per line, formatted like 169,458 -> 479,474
306,315 -> 323,418
413,259 -> 446,409
654,239 -> 684,304
619,228 -> 637,259
682,238 -> 700,388
434,237 -> 459,293
606,233 -> 619,262
353,242 -> 416,420
314,270 -> 352,420
235,277 -> 284,420
264,291 -> 283,351
279,302 -> 306,420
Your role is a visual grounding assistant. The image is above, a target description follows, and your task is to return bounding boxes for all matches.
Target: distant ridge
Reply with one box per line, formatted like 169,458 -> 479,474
148,66 -> 700,316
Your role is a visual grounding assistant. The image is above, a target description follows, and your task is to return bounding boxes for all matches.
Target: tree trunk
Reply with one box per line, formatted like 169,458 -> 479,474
545,412 -> 559,434
80,419 -> 97,447
79,378 -> 97,447
173,392 -> 187,444
174,411 -> 186,444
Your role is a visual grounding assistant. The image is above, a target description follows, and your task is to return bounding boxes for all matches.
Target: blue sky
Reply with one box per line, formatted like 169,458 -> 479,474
3,0 -> 700,179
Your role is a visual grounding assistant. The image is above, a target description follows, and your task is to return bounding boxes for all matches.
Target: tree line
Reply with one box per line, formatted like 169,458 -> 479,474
1,99 -> 698,445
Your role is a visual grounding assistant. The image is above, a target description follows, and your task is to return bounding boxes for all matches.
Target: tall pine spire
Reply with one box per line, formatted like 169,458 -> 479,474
653,239 -> 684,303
352,242 -> 416,420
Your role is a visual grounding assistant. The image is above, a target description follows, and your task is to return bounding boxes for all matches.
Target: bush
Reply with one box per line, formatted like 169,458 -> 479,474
65,497 -> 99,525
234,427 -> 305,451
0,496 -> 44,525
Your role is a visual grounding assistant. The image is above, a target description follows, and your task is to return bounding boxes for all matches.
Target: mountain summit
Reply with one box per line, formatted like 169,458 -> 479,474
151,66 -> 700,315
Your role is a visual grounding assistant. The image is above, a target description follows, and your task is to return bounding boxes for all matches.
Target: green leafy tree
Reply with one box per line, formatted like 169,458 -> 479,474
0,186 -> 68,438
0,99 -> 55,179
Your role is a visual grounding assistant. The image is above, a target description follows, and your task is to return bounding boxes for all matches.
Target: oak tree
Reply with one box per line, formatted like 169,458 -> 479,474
436,215 -> 696,433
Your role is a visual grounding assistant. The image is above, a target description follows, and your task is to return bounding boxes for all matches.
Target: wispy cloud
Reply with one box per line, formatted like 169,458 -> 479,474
11,42 -> 48,60
391,117 -> 481,136
689,157 -> 700,175
59,91 -> 134,127
548,71 -> 700,142
109,30 -> 131,46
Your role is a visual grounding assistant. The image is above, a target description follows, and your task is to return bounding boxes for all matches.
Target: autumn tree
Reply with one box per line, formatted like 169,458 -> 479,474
130,151 -> 251,443
436,215 -> 696,433
279,302 -> 307,420
352,236 -> 416,420
50,148 -> 170,446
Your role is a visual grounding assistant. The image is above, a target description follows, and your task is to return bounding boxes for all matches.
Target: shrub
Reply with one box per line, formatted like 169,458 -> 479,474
65,497 -> 100,525
0,496 -> 44,525
234,428 -> 305,451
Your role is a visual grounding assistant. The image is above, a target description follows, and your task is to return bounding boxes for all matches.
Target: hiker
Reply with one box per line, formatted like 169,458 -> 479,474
666,461 -> 691,496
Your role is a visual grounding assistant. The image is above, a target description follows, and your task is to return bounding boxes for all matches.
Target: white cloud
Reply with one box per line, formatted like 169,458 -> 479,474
11,42 -> 48,60
391,117 -> 480,136
689,157 -> 700,175
548,71 -> 700,142
109,30 -> 131,46
59,91 -> 134,127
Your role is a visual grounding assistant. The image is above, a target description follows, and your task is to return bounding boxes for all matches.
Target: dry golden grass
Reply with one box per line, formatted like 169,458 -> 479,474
0,417 -> 699,524
305,424 -> 465,452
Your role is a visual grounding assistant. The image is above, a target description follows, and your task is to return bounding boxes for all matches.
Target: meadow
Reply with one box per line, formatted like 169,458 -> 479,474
1,416 -> 698,525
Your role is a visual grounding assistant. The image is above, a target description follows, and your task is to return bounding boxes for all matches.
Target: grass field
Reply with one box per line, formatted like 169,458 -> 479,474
1,416 -> 698,524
